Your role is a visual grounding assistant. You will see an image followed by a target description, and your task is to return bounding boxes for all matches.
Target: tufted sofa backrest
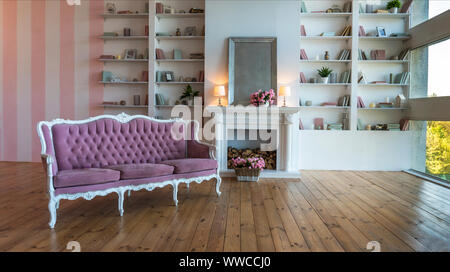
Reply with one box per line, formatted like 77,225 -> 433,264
50,118 -> 186,170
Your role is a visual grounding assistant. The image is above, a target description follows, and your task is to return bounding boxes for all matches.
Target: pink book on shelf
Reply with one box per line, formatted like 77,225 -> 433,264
359,26 -> 366,37
300,49 -> 308,60
299,118 -> 304,130
322,102 -> 338,106
300,72 -> 307,83
377,50 -> 386,60
400,118 -> 410,131
300,25 -> 307,36
314,118 -> 324,130
156,2 -> 163,14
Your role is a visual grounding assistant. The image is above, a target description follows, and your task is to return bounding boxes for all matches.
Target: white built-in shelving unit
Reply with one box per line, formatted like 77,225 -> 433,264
98,0 -> 205,117
299,0 -> 411,131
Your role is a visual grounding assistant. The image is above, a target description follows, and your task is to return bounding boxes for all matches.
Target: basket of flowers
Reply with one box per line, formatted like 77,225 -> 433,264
250,89 -> 275,107
231,157 -> 265,182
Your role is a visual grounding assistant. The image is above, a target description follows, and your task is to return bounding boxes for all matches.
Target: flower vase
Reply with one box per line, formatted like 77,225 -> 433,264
260,102 -> 270,107
389,7 -> 398,14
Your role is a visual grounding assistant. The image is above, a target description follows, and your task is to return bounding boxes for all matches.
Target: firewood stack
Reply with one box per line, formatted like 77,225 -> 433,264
227,147 -> 276,170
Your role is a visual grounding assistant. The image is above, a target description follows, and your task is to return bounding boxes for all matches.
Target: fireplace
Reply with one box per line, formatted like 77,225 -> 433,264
205,106 -> 301,178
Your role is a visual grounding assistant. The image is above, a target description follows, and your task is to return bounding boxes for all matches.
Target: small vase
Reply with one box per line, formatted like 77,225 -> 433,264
319,77 -> 329,84
389,7 -> 398,13
260,102 -> 270,107
188,99 -> 194,106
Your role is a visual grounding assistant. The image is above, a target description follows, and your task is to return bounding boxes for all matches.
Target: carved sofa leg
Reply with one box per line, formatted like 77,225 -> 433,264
118,190 -> 125,216
48,198 -> 58,229
216,176 -> 222,197
172,183 -> 179,206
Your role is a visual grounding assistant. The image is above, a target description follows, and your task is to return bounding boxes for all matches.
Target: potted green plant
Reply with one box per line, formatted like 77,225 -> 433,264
317,67 -> 333,84
387,0 -> 401,14
180,84 -> 200,106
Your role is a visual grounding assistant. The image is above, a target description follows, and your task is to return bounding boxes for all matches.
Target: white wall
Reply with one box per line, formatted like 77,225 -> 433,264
205,0 -> 415,171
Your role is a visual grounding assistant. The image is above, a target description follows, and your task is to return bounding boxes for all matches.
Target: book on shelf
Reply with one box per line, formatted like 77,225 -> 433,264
173,49 -> 182,59
320,32 -> 336,37
339,26 -> 351,36
99,55 -> 115,59
343,1 -> 352,12
198,70 -> 204,82
358,49 -> 369,60
321,102 -> 338,107
338,49 -> 351,60
327,123 -> 343,131
398,48 -> 410,60
394,72 -> 410,84
299,118 -> 304,130
338,95 -> 351,107
155,93 -> 165,105
155,2 -> 163,14
357,118 -> 363,130
329,73 -> 337,84
300,25 -> 307,36
377,102 -> 394,108
400,118 -> 410,131
339,70 -> 351,83
314,118 -> 324,130
300,49 -> 308,60
370,50 -> 386,60
357,71 -> 367,84
155,48 -> 165,59
375,9 -> 389,13
299,72 -> 307,83
358,26 -> 366,37
357,96 -> 366,108
371,81 -> 387,84
300,1 -> 307,13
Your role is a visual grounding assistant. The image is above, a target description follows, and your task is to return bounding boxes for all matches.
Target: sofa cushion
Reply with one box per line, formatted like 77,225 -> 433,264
160,159 -> 218,174
54,168 -> 121,188
105,163 -> 174,180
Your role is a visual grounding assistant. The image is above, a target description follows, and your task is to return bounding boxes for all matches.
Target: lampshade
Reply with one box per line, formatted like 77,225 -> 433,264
214,85 -> 226,97
278,86 -> 291,97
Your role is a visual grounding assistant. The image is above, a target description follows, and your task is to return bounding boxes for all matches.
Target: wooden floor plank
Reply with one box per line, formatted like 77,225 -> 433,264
240,182 -> 258,252
1,162 -> 449,252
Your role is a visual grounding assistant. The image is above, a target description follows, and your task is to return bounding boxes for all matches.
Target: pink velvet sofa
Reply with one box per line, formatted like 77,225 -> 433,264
37,113 -> 221,228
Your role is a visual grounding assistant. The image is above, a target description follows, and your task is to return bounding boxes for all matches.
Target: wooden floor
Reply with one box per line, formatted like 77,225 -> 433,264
0,162 -> 449,252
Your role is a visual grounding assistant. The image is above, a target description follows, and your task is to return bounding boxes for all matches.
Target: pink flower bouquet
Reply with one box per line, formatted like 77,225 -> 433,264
250,89 -> 275,106
231,157 -> 266,170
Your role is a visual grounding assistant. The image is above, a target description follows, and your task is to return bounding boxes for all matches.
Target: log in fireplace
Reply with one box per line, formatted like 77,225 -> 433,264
227,147 -> 276,170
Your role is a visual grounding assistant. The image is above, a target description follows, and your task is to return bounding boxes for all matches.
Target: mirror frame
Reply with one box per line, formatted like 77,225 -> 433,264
228,37 -> 277,105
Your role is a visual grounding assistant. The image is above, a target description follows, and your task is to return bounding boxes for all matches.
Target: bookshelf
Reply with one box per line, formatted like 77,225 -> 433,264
99,0 -> 150,115
152,0 -> 205,118
97,0 -> 205,117
299,0 -> 411,132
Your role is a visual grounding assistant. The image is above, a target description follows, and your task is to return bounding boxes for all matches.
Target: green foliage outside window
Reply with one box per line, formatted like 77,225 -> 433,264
426,121 -> 450,180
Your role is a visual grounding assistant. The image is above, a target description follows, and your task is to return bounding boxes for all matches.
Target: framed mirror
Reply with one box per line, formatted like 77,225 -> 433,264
228,37 -> 277,105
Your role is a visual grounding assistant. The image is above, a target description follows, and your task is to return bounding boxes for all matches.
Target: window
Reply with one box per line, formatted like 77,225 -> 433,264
411,38 -> 450,98
425,121 -> 450,181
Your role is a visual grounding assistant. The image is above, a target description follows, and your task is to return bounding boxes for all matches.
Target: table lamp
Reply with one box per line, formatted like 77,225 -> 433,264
214,85 -> 226,106
278,86 -> 291,107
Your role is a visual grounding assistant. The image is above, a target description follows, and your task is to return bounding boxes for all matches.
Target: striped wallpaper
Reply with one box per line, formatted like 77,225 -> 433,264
0,0 -> 104,162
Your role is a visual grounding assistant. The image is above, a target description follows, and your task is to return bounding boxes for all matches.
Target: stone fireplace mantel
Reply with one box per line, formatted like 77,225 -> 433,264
205,106 -> 301,178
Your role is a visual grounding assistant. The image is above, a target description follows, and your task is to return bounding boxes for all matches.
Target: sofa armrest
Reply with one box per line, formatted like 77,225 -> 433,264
187,140 -> 216,159
41,154 -> 56,177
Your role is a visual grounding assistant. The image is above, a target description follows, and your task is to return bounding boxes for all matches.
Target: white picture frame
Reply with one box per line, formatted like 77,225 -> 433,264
376,26 -> 387,37
124,49 -> 137,60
